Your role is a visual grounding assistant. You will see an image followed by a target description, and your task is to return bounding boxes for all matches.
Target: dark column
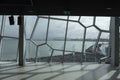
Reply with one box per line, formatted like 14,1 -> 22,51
18,15 -> 25,66
110,17 -> 119,66
0,16 -> 5,60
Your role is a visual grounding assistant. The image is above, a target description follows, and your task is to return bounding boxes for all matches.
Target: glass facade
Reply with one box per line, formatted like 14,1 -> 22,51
0,15 -> 111,63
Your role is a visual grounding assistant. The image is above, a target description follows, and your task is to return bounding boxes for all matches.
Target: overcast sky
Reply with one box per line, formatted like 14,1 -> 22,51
0,16 -> 110,40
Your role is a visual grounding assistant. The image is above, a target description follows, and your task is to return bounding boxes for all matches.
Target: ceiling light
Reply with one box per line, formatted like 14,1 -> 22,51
106,8 -> 112,10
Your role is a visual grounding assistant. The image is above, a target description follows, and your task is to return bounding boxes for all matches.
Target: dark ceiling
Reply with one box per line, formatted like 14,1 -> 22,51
0,0 -> 119,16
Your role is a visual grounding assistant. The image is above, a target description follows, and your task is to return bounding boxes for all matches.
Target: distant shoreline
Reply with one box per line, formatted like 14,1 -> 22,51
32,39 -> 109,42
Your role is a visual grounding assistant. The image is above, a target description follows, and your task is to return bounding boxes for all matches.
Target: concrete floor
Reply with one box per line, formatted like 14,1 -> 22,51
0,62 -> 120,80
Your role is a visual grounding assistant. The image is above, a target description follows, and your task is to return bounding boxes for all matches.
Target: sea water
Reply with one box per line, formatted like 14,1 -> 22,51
0,39 -> 108,60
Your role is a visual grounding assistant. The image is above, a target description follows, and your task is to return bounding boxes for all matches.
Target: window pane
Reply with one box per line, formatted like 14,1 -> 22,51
47,19 -> 66,50
38,45 -> 52,57
50,16 -> 67,19
66,22 -> 84,52
80,16 -> 94,27
51,50 -> 63,62
100,32 -> 109,39
95,17 -> 110,31
3,16 -> 19,37
1,38 -> 18,61
32,18 -> 48,45
35,45 -> 52,62
99,32 -> 109,55
84,26 -> 99,52
26,40 -> 36,62
25,16 -> 37,39
48,41 -> 64,50
69,16 -> 79,21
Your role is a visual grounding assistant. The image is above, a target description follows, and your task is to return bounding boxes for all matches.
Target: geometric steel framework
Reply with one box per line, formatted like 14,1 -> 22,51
29,16 -> 110,63
0,15 -> 111,64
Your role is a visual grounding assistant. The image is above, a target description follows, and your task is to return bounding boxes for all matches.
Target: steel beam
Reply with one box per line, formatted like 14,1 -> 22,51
81,28 -> 86,63
35,46 -> 38,62
48,49 -> 54,63
39,16 -> 78,23
62,16 -> 69,62
30,16 -> 39,39
45,16 -> 50,43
